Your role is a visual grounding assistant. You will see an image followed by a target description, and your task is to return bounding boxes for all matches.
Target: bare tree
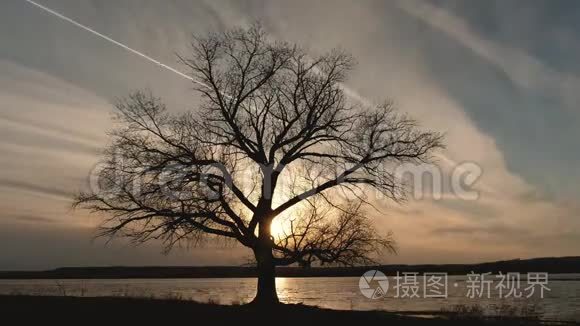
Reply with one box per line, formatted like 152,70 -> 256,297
74,24 -> 443,304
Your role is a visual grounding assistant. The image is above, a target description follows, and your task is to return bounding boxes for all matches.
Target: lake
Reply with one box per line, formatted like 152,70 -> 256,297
1,274 -> 579,322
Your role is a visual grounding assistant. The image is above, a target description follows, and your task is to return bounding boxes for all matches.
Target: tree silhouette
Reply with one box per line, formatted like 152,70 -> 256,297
75,24 -> 443,304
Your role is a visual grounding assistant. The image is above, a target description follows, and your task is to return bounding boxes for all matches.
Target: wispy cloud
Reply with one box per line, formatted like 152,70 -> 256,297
10,214 -> 59,224
0,179 -> 71,201
396,0 -> 580,110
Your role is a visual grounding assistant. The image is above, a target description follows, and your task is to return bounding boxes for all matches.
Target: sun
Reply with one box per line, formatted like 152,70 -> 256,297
270,218 -> 287,240
270,194 -> 299,239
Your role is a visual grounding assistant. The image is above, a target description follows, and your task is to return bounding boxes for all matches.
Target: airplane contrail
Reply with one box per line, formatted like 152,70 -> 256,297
23,0 -> 209,87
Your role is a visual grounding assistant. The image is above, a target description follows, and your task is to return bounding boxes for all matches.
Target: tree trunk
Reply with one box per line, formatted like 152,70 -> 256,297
251,219 -> 279,305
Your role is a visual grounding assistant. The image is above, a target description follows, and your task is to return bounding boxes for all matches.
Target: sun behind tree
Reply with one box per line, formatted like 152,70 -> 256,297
74,23 -> 443,305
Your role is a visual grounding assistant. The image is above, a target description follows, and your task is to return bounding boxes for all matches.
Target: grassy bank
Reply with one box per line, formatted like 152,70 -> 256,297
0,295 -> 570,325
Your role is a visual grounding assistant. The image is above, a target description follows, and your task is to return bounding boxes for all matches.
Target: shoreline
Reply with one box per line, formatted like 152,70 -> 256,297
2,256 -> 580,279
0,295 -> 571,325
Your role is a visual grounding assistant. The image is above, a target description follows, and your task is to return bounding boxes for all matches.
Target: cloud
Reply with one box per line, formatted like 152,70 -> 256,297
10,214 -> 58,224
0,60 -> 112,234
0,179 -> 71,201
0,113 -> 103,146
431,224 -> 529,237
395,0 -> 580,110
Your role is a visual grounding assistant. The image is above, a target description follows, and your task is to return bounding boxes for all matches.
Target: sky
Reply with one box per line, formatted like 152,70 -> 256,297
0,0 -> 579,270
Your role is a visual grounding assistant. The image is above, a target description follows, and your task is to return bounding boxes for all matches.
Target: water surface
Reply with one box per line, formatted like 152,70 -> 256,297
1,274 -> 579,321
